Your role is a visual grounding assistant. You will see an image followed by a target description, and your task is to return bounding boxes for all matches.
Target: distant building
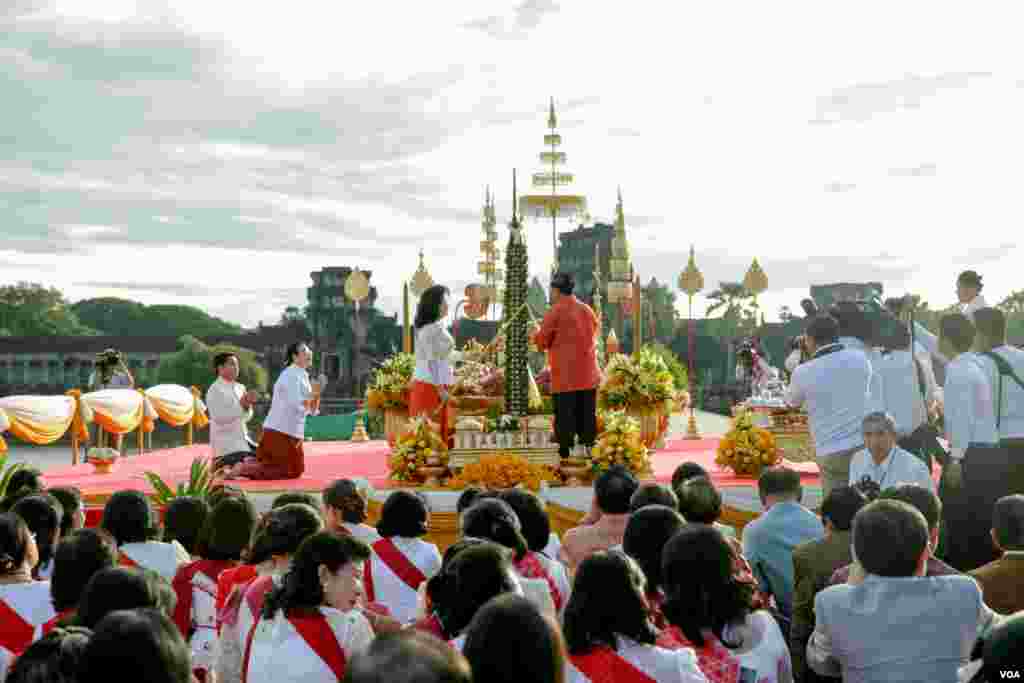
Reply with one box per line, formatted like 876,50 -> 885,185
0,325 -> 299,395
810,282 -> 884,310
555,222 -> 614,305
306,266 -> 401,398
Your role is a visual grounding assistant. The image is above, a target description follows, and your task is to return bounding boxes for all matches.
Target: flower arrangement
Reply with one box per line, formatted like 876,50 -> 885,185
598,346 -> 677,415
449,453 -> 556,492
388,417 -> 449,483
366,353 -> 414,412
590,412 -> 653,476
715,408 -> 782,477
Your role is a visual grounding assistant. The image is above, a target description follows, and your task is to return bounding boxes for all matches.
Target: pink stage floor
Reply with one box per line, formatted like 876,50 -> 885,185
43,436 -> 820,516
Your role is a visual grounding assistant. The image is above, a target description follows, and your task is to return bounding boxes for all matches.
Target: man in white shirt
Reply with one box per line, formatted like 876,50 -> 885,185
786,315 -> 877,496
939,313 -> 1001,571
914,270 -> 988,365
228,342 -> 320,480
849,411 -> 935,494
873,324 -> 940,464
207,352 -> 259,469
831,302 -> 886,414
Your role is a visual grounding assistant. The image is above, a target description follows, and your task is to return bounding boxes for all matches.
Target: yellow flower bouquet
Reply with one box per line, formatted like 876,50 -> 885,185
366,352 -> 414,412
449,453 -> 556,492
388,416 -> 449,483
598,347 -> 677,415
590,411 -> 653,477
715,408 -> 782,477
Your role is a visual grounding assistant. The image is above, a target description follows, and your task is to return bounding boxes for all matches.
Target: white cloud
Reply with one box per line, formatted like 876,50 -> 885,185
2,1 -> 1023,328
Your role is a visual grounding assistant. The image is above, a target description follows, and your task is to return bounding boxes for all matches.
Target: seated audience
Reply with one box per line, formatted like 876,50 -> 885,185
272,491 -> 321,510
4,468 -> 43,501
464,593 -> 567,683
246,532 -> 373,683
969,611 -> 1024,683
433,542 -> 523,650
560,465 -> 638,573
49,528 -> 118,628
342,630 -> 472,683
324,479 -> 380,544
78,608 -> 192,683
163,496 -> 210,559
462,498 -> 556,616
11,494 -> 61,580
670,461 -> 709,493
968,494 -> 1024,615
172,496 -> 256,680
47,486 -> 85,538
790,486 -> 867,683
216,502 -> 323,683
662,526 -> 792,682
621,504 -> 685,629
808,500 -> 998,680
101,490 -> 188,580
0,512 -> 55,675
75,566 -> 174,629
830,483 -> 956,585
365,491 -> 441,624
3,625 -> 90,683
742,467 -> 824,618
564,550 -> 707,682
499,489 -> 570,612
629,483 -> 679,513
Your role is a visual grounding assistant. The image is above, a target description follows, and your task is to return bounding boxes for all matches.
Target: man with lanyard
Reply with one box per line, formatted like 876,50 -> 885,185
786,314 -> 878,497
848,411 -> 935,496
939,313 -> 1001,571
969,309 -> 1024,515
914,270 -> 988,366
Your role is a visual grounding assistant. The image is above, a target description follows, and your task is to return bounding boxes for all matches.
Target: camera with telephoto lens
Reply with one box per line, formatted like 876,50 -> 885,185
853,475 -> 881,501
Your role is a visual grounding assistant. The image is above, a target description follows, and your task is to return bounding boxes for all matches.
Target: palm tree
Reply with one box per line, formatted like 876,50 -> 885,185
999,290 -> 1024,316
705,282 -> 757,341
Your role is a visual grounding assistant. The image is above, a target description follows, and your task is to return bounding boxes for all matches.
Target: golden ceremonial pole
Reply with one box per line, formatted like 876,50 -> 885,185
678,246 -> 704,440
402,281 -> 412,353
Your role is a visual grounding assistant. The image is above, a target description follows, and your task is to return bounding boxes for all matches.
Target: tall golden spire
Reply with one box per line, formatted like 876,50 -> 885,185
608,187 -> 632,303
519,97 -> 587,272
478,186 -> 502,316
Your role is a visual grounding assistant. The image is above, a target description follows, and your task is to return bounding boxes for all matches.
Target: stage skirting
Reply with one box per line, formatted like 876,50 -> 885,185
41,436 -> 821,548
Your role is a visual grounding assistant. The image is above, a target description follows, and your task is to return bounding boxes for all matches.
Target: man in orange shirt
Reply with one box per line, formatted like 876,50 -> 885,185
531,272 -> 602,459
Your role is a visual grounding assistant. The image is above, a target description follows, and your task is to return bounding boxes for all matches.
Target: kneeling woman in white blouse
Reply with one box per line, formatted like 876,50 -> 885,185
244,533 -> 374,683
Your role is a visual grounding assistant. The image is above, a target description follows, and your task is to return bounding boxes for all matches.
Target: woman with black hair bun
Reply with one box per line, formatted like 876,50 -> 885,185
215,502 -> 322,683
0,512 -> 56,679
563,550 -> 705,682
434,543 -> 523,651
5,625 -> 91,683
621,505 -> 686,631
412,538 -> 486,640
171,496 -> 257,681
365,491 -> 441,625
498,489 -> 570,612
410,283 -> 463,446
660,525 -> 791,682
245,532 -> 373,683
463,593 -> 567,683
462,498 -> 556,617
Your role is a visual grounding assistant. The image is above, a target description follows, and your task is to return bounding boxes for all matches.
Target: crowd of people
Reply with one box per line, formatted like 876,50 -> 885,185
2,268 -> 1023,682
1,455 -> 1021,682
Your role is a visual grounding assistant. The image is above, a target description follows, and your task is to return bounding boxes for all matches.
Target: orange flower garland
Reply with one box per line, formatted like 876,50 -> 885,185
715,408 -> 782,477
449,453 -> 556,492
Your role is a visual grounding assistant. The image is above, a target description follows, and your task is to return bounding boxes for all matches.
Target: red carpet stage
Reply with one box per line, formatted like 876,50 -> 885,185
42,436 -> 820,510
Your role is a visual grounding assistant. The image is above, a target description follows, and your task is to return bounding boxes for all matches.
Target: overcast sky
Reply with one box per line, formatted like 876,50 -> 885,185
3,1 -> 1022,328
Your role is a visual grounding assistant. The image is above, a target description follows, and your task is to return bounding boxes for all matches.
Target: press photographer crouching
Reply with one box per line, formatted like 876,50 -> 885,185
849,412 -> 935,501
89,348 -> 134,452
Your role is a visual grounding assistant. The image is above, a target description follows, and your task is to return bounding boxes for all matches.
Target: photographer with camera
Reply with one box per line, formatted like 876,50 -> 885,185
849,412 -> 935,497
88,348 -> 135,451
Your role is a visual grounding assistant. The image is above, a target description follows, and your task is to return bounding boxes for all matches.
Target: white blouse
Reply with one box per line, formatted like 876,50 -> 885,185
263,365 -> 317,439
413,322 -> 462,386
246,607 -> 373,683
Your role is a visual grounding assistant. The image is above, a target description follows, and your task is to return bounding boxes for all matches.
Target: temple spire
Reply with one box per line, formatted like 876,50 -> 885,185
548,96 -> 557,129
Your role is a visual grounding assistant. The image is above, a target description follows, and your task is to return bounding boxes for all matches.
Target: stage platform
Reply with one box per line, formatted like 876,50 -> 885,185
42,435 -> 822,544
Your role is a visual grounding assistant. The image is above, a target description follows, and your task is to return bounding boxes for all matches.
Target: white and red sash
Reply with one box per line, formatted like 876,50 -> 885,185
516,552 -> 563,612
0,583 -> 55,660
571,647 -> 658,683
172,559 -> 236,638
242,611 -> 346,683
118,550 -> 138,567
117,541 -> 183,581
364,538 -> 427,602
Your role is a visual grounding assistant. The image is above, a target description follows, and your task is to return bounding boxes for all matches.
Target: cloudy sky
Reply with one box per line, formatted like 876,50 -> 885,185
3,1 -> 1022,328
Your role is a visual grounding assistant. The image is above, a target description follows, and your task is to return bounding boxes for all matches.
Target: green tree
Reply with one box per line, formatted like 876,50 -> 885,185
73,299 -> 242,337
156,336 -> 267,395
998,290 -> 1024,316
0,282 -> 97,336
704,281 -> 757,340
